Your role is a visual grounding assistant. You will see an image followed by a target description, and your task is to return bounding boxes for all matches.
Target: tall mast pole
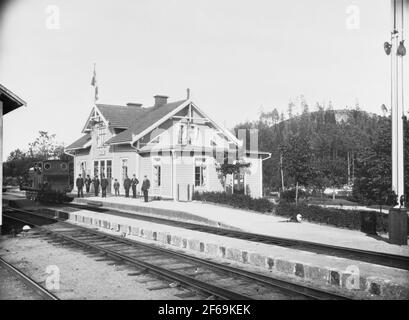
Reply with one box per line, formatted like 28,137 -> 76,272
390,0 -> 406,207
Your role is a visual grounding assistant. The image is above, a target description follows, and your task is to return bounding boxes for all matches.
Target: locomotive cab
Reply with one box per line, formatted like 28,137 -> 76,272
22,160 -> 73,203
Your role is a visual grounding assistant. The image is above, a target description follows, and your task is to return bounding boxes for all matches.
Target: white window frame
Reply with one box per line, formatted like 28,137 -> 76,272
121,158 -> 129,180
176,122 -> 188,145
94,159 -> 113,179
194,156 -> 207,188
97,124 -> 106,149
152,157 -> 162,188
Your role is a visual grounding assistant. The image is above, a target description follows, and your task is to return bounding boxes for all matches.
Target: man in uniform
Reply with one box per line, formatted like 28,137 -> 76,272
123,175 -> 131,198
85,175 -> 92,194
92,175 -> 100,197
141,175 -> 150,202
101,174 -> 108,198
131,174 -> 139,198
76,174 -> 84,198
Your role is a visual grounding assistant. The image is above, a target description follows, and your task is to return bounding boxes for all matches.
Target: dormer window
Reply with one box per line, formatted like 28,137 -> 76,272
114,128 -> 126,135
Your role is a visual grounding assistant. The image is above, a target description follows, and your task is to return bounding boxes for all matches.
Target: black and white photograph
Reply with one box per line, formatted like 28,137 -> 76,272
0,0 -> 408,310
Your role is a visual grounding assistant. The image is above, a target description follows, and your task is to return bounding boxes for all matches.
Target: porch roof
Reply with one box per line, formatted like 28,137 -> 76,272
0,83 -> 26,115
65,133 -> 92,151
138,145 -> 271,158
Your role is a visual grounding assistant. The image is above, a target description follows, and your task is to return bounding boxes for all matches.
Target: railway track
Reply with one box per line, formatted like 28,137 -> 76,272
3,207 -> 349,300
64,203 -> 409,271
0,256 -> 59,300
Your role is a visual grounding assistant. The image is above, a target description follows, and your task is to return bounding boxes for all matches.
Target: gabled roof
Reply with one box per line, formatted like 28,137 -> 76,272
68,97 -> 240,151
0,83 -> 26,115
65,133 -> 91,151
106,99 -> 187,144
96,104 -> 147,128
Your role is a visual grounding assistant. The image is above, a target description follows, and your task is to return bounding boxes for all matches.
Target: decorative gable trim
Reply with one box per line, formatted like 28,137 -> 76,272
81,105 -> 109,133
125,100 -> 240,147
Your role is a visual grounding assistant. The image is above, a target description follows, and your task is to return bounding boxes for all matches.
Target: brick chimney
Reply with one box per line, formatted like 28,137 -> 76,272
154,95 -> 168,107
126,102 -> 143,108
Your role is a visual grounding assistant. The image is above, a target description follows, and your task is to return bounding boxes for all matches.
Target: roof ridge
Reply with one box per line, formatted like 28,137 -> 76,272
105,99 -> 188,145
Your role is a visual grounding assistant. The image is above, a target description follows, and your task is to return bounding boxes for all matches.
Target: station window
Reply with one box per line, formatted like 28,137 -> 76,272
94,161 -> 98,177
153,165 -> 161,187
100,161 -> 105,178
107,160 -> 112,179
188,125 -> 200,145
97,125 -> 106,148
121,159 -> 128,180
152,157 -> 161,187
194,157 -> 207,187
177,123 -> 187,145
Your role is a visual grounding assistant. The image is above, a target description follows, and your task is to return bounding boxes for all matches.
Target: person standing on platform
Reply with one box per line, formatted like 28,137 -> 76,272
113,179 -> 120,196
123,175 -> 131,198
131,174 -> 139,198
92,175 -> 100,197
101,175 -> 108,198
76,174 -> 84,198
85,175 -> 92,194
141,175 -> 150,202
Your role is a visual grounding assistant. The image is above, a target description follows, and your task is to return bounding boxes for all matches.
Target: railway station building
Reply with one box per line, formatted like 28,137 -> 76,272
0,84 -> 27,233
66,95 -> 269,200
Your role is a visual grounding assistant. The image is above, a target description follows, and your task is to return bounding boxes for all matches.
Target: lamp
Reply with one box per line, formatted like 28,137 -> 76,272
397,40 -> 406,56
384,42 -> 392,55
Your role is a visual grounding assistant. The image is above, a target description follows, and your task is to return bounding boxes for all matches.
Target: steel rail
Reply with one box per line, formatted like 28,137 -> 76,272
4,213 -> 250,300
4,208 -> 349,300
0,256 -> 59,300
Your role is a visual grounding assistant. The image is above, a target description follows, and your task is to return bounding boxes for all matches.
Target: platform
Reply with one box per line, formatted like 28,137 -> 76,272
3,193 -> 409,299
72,195 -> 409,256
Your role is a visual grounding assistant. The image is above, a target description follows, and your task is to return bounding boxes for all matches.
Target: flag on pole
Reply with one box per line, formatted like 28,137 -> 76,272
91,63 -> 98,102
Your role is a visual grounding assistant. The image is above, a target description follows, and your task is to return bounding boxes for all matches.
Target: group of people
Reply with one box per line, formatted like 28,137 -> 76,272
76,174 -> 151,202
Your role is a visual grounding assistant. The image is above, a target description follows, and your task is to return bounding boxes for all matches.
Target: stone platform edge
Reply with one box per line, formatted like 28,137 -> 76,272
52,207 -> 409,300
73,197 -> 225,228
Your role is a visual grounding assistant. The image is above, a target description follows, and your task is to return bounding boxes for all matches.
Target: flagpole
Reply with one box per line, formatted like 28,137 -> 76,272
91,63 -> 98,103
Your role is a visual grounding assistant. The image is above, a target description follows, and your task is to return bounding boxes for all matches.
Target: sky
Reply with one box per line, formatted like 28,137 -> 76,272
0,0 -> 408,160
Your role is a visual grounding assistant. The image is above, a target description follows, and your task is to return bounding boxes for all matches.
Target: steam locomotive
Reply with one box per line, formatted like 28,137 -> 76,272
20,160 -> 74,203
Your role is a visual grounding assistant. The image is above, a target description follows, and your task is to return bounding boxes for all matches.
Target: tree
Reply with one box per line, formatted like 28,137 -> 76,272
7,148 -> 27,161
281,134 -> 314,204
352,119 -> 397,206
215,157 -> 251,194
322,158 -> 347,199
4,131 -> 70,180
287,101 -> 294,119
27,131 -> 61,160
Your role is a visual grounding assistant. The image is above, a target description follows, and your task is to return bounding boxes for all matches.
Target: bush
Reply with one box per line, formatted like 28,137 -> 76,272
193,192 -> 406,234
274,203 -> 398,233
3,176 -> 20,186
280,188 -> 309,203
193,191 -> 274,213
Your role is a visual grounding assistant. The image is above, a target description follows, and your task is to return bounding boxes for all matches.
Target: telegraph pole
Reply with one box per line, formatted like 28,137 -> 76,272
390,0 -> 406,208
387,0 -> 408,245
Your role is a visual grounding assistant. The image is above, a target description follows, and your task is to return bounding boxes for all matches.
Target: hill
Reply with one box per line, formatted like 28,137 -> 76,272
234,106 -> 409,205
